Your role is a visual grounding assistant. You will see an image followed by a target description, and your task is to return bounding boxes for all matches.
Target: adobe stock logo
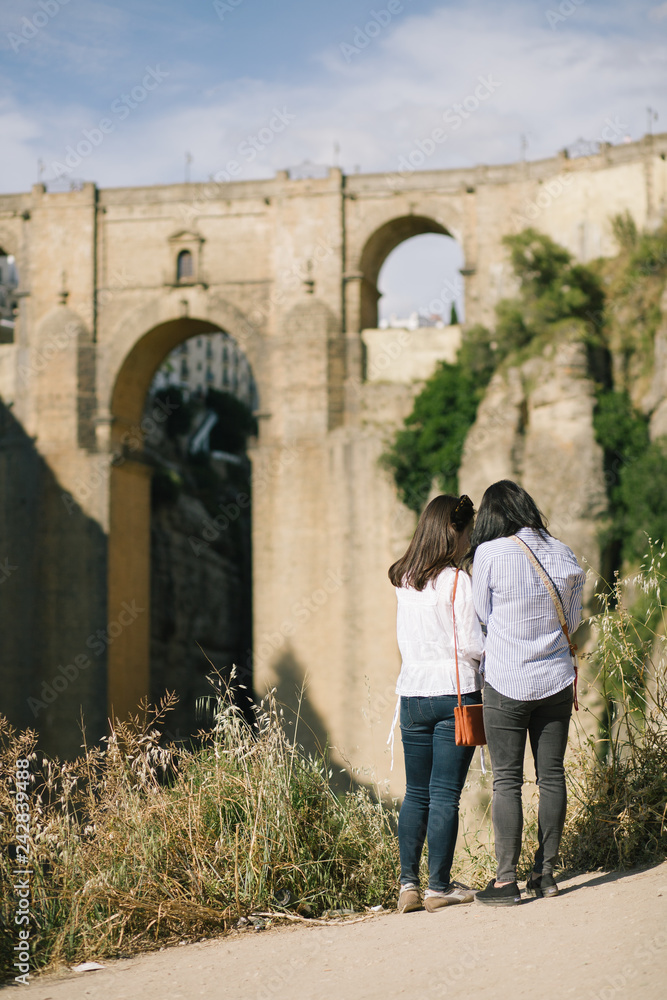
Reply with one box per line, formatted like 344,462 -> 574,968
340,2 -> 409,63
7,0 -> 70,54
213,0 -> 244,20
392,75 -> 501,178
49,66 -> 169,179
547,0 -> 586,28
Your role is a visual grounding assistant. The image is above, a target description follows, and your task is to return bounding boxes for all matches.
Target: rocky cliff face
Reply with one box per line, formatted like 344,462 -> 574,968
459,336 -> 608,571
644,287 -> 667,440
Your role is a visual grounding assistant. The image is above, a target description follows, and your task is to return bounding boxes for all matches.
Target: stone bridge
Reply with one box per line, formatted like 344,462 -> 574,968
1,133 -> 665,781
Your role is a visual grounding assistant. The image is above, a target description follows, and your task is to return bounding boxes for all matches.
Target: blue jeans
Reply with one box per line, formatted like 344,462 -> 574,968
398,692 -> 482,891
483,682 -> 573,882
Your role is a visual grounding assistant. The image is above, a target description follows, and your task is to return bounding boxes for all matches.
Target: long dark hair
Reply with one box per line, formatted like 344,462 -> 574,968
468,480 -> 549,561
389,494 -> 474,590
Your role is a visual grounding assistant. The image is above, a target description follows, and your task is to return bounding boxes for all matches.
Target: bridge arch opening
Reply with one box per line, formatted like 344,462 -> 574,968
378,232 -> 465,328
358,215 -> 462,331
108,317 -> 257,733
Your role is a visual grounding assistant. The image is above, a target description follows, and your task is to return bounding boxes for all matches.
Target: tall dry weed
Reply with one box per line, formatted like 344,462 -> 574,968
0,692 -> 398,979
561,543 -> 667,870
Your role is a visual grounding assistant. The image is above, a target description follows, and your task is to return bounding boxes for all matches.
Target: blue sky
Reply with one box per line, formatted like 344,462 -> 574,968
1,0 -> 665,193
1,0 -> 665,319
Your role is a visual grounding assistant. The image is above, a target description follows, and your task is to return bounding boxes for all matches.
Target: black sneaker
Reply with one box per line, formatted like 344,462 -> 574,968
525,873 -> 559,898
475,878 -> 522,906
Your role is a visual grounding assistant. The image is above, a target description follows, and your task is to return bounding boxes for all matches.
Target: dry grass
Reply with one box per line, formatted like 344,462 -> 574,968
0,692 -> 399,980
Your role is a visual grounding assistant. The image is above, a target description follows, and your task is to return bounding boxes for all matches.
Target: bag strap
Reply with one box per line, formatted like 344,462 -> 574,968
511,535 -> 579,710
452,568 -> 463,710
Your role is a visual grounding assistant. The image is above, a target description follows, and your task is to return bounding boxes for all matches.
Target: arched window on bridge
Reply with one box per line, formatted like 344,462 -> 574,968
176,249 -> 194,282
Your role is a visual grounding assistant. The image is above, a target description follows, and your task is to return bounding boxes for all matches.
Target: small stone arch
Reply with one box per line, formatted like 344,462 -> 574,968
167,229 -> 204,286
356,215 -> 454,331
176,249 -> 193,282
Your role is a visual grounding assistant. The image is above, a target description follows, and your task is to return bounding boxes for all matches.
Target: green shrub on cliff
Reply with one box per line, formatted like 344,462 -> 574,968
603,217 -> 667,379
592,389 -> 667,569
592,219 -> 667,573
615,438 -> 667,566
494,229 -> 604,360
630,224 -> 667,279
381,361 -> 485,511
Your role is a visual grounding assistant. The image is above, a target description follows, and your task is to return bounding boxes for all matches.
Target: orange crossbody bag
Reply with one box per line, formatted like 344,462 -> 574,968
452,568 -> 487,747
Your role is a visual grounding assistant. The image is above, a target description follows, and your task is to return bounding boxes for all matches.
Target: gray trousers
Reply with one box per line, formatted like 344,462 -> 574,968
483,682 -> 573,882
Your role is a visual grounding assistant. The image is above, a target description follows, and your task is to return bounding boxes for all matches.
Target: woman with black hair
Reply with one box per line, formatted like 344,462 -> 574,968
388,494 -> 484,913
470,480 -> 585,906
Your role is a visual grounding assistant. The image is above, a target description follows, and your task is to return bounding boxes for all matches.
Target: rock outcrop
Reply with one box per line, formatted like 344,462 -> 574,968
459,337 -> 607,571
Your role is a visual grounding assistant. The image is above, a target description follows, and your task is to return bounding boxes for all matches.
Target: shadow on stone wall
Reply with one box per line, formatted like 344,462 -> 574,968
271,651 -> 358,796
0,400 -> 107,758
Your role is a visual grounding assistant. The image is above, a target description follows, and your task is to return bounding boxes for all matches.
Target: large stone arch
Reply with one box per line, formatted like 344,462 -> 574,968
106,308 -> 259,722
100,293 -> 263,440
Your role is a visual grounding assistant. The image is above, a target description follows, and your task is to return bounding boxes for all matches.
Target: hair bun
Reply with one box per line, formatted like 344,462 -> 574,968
452,494 -> 474,530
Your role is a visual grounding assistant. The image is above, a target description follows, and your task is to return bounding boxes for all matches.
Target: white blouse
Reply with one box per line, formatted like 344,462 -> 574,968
394,567 -> 484,697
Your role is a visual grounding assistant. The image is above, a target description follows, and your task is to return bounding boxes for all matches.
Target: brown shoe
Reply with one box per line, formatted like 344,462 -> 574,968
397,884 -> 422,912
424,882 -> 475,911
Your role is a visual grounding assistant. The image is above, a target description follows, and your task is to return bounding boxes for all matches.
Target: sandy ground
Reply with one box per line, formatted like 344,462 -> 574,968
11,861 -> 667,1000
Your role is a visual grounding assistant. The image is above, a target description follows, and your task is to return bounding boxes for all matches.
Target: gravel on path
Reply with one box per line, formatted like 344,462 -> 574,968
14,861 -> 667,1000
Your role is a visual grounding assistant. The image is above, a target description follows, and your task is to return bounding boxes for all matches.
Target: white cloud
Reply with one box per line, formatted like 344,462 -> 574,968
0,2 -> 664,193
0,100 -> 45,189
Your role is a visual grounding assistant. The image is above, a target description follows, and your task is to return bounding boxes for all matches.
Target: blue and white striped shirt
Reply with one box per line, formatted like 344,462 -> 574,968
472,527 -> 586,701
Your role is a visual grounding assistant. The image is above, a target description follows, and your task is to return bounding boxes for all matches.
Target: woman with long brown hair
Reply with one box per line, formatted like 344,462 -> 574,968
388,494 -> 484,913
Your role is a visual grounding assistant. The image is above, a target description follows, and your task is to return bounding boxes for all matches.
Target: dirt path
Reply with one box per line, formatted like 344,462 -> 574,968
15,862 -> 667,1000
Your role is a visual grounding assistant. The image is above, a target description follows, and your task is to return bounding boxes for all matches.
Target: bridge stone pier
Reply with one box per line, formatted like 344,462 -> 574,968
0,134 -> 665,784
